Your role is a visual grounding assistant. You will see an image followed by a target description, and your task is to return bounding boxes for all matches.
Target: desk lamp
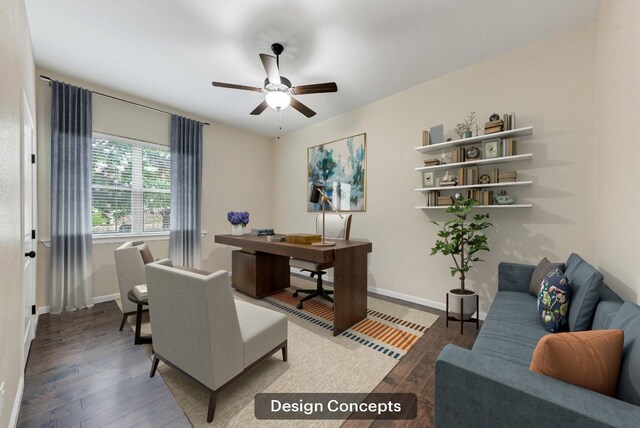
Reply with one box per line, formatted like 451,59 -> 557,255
309,183 -> 343,247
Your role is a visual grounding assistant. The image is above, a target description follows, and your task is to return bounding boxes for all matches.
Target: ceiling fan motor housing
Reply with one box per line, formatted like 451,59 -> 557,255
264,76 -> 291,90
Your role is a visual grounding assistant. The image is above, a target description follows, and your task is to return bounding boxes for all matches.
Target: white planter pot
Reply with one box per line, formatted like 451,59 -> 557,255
448,289 -> 477,320
231,224 -> 244,236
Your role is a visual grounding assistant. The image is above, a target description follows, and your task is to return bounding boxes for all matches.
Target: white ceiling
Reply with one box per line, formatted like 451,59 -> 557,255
25,0 -> 601,137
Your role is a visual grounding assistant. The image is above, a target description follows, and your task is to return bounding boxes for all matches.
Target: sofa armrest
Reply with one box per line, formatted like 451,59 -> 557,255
435,345 -> 640,428
498,262 -> 535,293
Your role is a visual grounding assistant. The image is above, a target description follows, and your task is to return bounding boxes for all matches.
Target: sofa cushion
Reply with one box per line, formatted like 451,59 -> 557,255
610,302 -> 640,406
592,301 -> 624,330
235,300 -> 287,369
529,258 -> 566,296
529,329 -> 624,397
137,243 -> 154,264
537,268 -> 571,332
473,291 -> 549,367
564,253 -> 603,331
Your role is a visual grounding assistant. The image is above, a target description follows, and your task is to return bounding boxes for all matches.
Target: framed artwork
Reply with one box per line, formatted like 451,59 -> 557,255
482,138 -> 500,159
422,171 -> 435,187
307,133 -> 366,212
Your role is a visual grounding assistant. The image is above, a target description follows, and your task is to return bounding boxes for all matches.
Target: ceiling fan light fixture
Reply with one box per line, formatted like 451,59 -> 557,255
265,91 -> 291,111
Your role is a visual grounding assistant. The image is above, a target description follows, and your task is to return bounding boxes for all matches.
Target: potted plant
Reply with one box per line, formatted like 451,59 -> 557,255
227,211 -> 250,235
430,196 -> 492,320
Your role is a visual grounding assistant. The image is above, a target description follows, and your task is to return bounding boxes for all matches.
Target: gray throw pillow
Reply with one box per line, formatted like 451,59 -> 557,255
610,302 -> 640,405
529,258 -> 566,296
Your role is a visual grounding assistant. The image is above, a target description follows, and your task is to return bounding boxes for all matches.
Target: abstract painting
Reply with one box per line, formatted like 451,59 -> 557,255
307,133 -> 366,212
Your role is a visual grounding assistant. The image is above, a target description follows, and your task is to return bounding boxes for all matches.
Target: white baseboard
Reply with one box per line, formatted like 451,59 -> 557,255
37,292 -> 121,315
9,376 -> 24,428
368,285 -> 487,321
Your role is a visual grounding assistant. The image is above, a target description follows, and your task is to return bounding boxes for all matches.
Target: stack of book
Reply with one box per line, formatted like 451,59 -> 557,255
457,166 -> 479,186
423,158 -> 440,167
503,113 -> 516,130
467,189 -> 494,205
484,119 -> 504,134
438,196 -> 454,206
501,139 -> 517,156
491,168 -> 500,184
426,191 -> 440,206
250,228 -> 275,236
498,170 -> 517,183
451,147 -> 466,163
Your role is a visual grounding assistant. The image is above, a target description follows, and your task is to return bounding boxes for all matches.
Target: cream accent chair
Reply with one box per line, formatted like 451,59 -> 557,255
145,259 -> 288,423
289,213 -> 352,309
114,241 -> 154,330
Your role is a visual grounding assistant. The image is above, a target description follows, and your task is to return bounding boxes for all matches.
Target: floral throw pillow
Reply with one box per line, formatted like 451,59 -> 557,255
537,268 -> 572,333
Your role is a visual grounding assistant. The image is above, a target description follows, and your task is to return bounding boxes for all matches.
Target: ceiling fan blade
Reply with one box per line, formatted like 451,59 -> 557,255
290,82 -> 338,95
250,100 -> 269,115
290,98 -> 316,118
212,82 -> 264,92
259,54 -> 281,85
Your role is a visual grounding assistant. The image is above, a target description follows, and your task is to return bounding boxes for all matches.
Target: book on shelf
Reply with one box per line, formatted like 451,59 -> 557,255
466,189 -> 494,205
439,181 -> 456,187
456,166 -> 479,186
422,130 -> 430,146
427,190 -> 440,206
437,196 -> 453,206
485,119 -> 504,127
250,228 -> 275,236
484,126 -> 503,134
451,147 -> 466,164
491,168 -> 499,184
501,138 -> 517,156
498,177 -> 517,183
423,158 -> 440,166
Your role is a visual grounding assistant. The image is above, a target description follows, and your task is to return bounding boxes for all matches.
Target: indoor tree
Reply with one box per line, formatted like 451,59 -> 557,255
430,196 -> 492,293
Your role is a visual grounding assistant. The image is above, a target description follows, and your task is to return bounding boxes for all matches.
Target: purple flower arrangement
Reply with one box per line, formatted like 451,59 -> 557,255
227,211 -> 250,226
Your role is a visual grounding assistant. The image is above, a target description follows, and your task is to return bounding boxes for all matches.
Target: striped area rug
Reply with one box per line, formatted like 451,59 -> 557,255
263,289 -> 431,359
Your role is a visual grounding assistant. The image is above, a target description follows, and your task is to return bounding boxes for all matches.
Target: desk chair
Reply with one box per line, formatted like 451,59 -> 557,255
289,213 -> 352,309
114,241 -> 154,330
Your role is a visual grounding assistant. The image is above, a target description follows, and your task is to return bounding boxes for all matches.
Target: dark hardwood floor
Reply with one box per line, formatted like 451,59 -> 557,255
342,293 -> 481,428
18,290 -> 478,428
18,302 -> 191,428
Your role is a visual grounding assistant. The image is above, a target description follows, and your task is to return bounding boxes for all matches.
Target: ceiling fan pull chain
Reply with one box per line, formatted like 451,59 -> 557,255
278,110 -> 282,139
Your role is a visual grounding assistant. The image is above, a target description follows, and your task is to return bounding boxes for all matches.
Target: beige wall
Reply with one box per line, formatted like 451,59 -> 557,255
36,70 -> 273,308
0,0 -> 37,425
596,1 -> 640,302
273,24 -> 598,314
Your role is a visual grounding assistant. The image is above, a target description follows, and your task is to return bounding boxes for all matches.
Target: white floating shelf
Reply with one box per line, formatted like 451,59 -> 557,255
416,204 -> 533,210
415,180 -> 533,193
415,126 -> 533,153
415,153 -> 532,172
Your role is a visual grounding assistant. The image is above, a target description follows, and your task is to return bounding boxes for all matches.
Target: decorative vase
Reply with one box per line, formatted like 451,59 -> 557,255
231,224 -> 244,236
464,130 -> 473,138
448,289 -> 477,320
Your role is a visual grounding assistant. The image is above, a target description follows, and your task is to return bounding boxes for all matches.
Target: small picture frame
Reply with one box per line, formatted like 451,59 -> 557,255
422,170 -> 435,187
482,138 -> 500,159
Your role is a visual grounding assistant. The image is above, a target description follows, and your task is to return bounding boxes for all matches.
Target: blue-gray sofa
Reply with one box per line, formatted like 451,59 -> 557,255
435,253 -> 640,427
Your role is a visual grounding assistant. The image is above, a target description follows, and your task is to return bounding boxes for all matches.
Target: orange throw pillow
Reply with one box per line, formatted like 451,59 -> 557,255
529,329 -> 624,396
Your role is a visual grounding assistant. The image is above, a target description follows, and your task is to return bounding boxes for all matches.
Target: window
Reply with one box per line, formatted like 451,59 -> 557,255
91,133 -> 171,235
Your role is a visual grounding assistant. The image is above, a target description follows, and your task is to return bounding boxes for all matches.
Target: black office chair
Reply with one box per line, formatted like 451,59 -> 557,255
290,213 -> 352,309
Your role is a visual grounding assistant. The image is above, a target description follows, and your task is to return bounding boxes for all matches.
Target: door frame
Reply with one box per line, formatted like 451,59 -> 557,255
21,88 -> 37,368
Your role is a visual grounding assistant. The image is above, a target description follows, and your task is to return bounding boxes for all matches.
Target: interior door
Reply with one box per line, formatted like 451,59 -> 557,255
21,90 -> 37,368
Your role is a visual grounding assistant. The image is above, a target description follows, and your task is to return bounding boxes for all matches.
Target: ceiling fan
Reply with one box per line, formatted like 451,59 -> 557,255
211,43 -> 337,118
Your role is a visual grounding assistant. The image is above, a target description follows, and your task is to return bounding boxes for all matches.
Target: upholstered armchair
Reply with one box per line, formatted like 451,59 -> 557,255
114,241 -> 154,330
289,213 -> 352,308
145,259 -> 288,423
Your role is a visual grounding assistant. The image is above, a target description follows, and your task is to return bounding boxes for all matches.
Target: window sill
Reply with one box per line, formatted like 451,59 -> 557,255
40,231 -> 208,247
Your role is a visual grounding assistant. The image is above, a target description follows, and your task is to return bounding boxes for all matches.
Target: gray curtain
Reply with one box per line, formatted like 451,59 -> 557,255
169,115 -> 203,268
50,81 -> 93,313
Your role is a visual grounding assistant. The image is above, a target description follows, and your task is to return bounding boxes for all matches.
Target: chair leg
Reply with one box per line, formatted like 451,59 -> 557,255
119,313 -> 128,331
282,344 -> 288,362
150,356 -> 160,378
207,392 -> 218,422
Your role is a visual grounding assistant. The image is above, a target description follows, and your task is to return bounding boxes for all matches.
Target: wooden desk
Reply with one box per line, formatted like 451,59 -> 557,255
215,234 -> 372,336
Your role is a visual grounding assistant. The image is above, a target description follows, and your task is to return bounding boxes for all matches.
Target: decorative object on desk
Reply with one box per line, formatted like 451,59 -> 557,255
430,197 -> 492,328
267,234 -> 287,243
466,146 -> 480,159
308,183 -> 344,246
494,190 -> 517,205
429,124 -> 444,145
308,133 -> 366,212
227,211 -> 249,235
285,233 -> 322,244
482,138 -> 500,159
422,171 -> 435,187
479,174 -> 491,185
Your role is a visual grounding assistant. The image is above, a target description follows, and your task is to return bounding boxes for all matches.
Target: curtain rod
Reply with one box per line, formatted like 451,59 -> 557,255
39,75 -> 210,126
